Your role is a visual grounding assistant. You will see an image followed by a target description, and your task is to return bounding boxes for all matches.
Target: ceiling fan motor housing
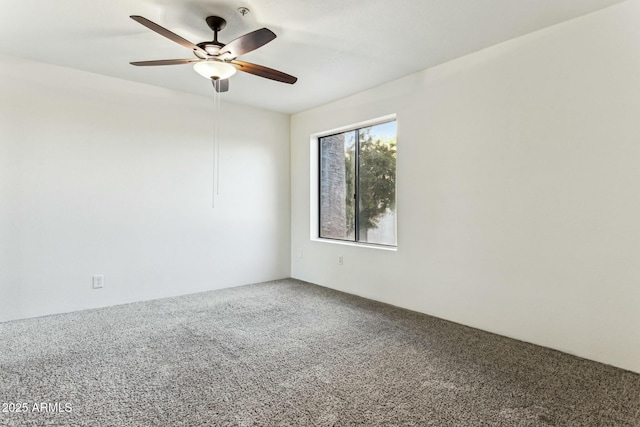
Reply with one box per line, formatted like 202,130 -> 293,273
196,42 -> 224,57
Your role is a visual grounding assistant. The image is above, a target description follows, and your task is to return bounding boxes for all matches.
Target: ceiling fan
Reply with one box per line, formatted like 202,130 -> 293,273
129,15 -> 298,92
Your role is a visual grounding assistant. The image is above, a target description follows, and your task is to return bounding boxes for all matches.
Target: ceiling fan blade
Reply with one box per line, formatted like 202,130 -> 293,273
130,15 -> 207,57
212,78 -> 229,92
231,60 -> 297,84
130,59 -> 200,66
219,28 -> 276,58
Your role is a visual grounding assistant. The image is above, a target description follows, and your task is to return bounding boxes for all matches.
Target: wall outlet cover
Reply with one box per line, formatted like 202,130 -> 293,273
92,275 -> 104,289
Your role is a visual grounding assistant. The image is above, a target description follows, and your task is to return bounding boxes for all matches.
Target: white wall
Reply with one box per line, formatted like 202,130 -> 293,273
291,1 -> 640,373
0,54 -> 290,322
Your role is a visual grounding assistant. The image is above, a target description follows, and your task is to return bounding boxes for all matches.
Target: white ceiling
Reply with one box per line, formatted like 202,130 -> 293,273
0,0 -> 629,114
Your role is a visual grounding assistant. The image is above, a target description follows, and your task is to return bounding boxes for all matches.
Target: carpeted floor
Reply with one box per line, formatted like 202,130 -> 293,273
1,279 -> 639,427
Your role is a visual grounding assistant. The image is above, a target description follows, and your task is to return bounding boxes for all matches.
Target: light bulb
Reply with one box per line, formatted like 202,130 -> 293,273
193,61 -> 237,80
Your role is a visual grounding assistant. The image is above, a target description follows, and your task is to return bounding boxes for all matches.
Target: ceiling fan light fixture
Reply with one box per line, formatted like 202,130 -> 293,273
193,60 -> 237,80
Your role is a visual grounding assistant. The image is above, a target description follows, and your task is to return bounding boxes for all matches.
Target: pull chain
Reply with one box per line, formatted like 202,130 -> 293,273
216,83 -> 221,197
212,84 -> 221,207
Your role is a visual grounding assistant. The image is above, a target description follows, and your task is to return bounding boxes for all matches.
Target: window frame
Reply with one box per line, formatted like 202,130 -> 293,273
317,118 -> 397,248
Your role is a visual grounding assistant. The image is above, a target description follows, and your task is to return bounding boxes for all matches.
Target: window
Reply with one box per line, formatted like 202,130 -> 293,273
319,120 -> 397,246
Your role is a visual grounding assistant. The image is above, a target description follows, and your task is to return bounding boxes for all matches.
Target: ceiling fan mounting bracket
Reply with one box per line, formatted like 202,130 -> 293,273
205,16 -> 227,33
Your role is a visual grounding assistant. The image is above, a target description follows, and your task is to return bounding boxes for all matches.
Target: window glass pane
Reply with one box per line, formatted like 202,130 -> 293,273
319,131 -> 356,240
357,122 -> 397,246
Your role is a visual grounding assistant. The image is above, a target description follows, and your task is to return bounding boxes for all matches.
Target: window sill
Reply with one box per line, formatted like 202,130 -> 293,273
312,237 -> 398,252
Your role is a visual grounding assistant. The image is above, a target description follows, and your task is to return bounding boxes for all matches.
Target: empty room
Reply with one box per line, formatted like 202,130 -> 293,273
1,0 -> 639,426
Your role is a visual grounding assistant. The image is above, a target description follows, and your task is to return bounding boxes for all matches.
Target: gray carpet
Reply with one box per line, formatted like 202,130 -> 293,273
1,279 -> 639,427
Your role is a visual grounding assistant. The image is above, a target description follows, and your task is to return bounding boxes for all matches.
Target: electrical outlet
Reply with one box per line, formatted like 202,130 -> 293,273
92,275 -> 104,289
338,256 -> 343,266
